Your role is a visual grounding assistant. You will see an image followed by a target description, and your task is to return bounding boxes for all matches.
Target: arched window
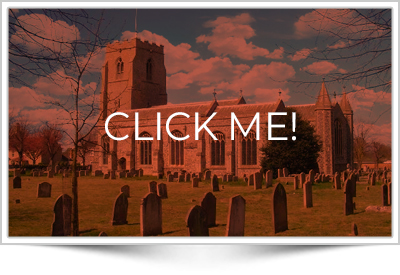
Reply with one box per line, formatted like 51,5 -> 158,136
102,135 -> 110,165
146,59 -> 152,81
334,119 -> 343,156
139,132 -> 152,165
211,132 -> 225,165
170,130 -> 184,165
241,131 -> 257,165
116,58 -> 124,74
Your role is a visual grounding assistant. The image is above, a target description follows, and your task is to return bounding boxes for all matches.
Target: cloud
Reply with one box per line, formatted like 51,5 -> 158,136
354,122 -> 391,145
328,40 -> 348,49
301,61 -> 338,75
347,85 -> 391,110
288,48 -> 313,61
196,13 -> 283,60
9,86 -> 54,112
10,13 -> 80,55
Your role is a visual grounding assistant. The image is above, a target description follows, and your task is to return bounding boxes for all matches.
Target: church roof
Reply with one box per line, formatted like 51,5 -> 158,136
315,80 -> 332,109
287,104 -> 316,122
214,101 -> 279,118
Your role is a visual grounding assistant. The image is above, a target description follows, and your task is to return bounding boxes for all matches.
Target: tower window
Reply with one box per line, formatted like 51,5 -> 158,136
334,119 -> 343,156
241,131 -> 257,165
211,132 -> 225,166
170,130 -> 184,165
117,58 -> 124,74
146,59 -> 152,81
139,132 -> 152,165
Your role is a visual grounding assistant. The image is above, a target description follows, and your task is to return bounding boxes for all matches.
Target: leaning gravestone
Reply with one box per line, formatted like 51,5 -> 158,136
167,174 -> 174,182
140,192 -> 162,236
192,177 -> 199,188
111,192 -> 128,225
382,184 -> 389,206
211,175 -> 219,192
344,179 -> 354,215
149,181 -> 158,194
185,173 -> 191,182
226,195 -> 245,236
157,183 -> 168,199
201,192 -> 216,227
186,205 -> 209,236
265,170 -> 273,188
38,182 -> 52,198
303,181 -> 313,208
13,176 -> 21,189
272,183 -> 288,233
254,172 -> 262,190
51,194 -> 72,236
120,185 -> 130,198
352,223 -> 358,236
248,174 -> 254,186
334,172 -> 341,190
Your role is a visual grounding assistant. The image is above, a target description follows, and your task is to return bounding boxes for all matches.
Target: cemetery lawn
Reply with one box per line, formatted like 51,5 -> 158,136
8,176 -> 391,237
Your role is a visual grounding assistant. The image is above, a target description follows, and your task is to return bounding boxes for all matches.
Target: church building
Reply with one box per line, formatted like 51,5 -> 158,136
92,37 -> 353,177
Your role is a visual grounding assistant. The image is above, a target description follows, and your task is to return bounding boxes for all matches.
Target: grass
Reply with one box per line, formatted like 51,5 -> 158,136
8,175 -> 391,237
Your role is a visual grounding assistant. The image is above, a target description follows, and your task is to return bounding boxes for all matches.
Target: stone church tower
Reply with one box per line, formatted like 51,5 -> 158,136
100,37 -> 167,120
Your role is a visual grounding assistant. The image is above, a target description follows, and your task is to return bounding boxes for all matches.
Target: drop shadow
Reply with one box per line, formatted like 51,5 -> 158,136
127,222 -> 140,226
79,229 -> 97,234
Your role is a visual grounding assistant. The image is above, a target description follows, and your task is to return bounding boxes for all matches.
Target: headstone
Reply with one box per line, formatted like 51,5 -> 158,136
382,184 -> 389,206
157,173 -> 163,180
227,174 -> 233,182
185,173 -> 191,182
186,205 -> 209,236
198,172 -> 203,182
38,182 -> 52,198
211,175 -> 219,192
248,174 -> 254,186
138,168 -> 143,177
103,173 -> 110,179
48,171 -> 54,178
283,167 -> 289,177
309,169 -> 315,184
14,169 -> 21,177
233,176 -> 238,182
352,223 -> 358,236
79,170 -> 85,177
140,193 -> 162,236
85,170 -> 91,176
63,172 -> 69,178
299,172 -> 306,186
157,183 -> 168,199
388,181 -> 391,206
205,170 -> 211,181
370,172 -> 376,186
272,183 -> 288,233
265,170 -> 273,188
51,194 -> 72,236
293,175 -> 299,190
110,170 -> 116,180
99,231 -> 108,236
254,172 -> 262,190
334,172 -> 341,190
120,185 -> 130,198
111,192 -> 128,225
173,172 -> 179,178
167,174 -> 174,182
178,175 -> 185,182
244,177 -> 248,184
33,171 -> 39,177
350,173 -> 357,197
13,176 -> 21,189
94,170 -> 103,176
149,181 -> 158,194
118,171 -> 126,178
201,192 -> 216,227
344,179 -> 354,215
225,195 -> 245,236
192,177 -> 199,188
303,181 -> 313,208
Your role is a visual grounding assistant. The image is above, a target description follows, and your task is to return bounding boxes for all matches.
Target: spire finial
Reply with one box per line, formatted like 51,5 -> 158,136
213,89 -> 217,100
278,89 -> 282,98
333,91 -> 336,100
135,9 -> 138,38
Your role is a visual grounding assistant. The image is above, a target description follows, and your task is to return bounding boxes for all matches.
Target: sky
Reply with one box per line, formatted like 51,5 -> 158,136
8,8 -> 392,146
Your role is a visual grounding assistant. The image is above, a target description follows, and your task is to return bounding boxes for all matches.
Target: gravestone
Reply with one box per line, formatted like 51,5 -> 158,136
225,195 -> 245,236
211,175 -> 219,192
186,205 -> 209,236
99,232 -> 108,236
272,183 -> 288,233
227,174 -> 233,182
149,181 -> 158,194
388,181 -> 391,206
192,177 -> 199,188
344,179 -> 354,215
352,223 -> 358,236
110,171 -> 116,180
94,170 -> 103,176
157,183 -> 168,199
13,176 -> 21,189
382,184 -> 389,206
370,172 -> 376,186
283,167 -> 289,177
254,172 -> 262,190
167,174 -> 174,182
205,170 -> 211,180
48,171 -> 54,178
118,171 -> 126,178
334,172 -> 341,190
303,181 -> 313,208
51,194 -> 72,236
278,168 -> 283,178
248,174 -> 254,186
120,185 -> 130,198
157,173 -> 163,180
178,175 -> 185,182
173,172 -> 179,178
299,172 -> 306,186
103,173 -> 110,179
79,170 -> 85,177
111,192 -> 128,225
244,177 -> 248,184
185,173 -> 191,182
201,192 -> 216,227
38,182 -> 52,198
233,176 -> 238,182
191,173 -> 196,179
309,169 -> 315,184
166,171 -> 171,177
293,175 -> 299,190
140,193 -> 162,236
85,170 -> 91,176
138,168 -> 143,177
14,169 -> 21,177
198,172 -> 203,182
32,171 -> 39,177
265,170 -> 273,188
63,172 -> 69,178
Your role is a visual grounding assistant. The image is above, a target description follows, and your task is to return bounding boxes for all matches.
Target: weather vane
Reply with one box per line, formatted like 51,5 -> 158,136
213,89 -> 217,100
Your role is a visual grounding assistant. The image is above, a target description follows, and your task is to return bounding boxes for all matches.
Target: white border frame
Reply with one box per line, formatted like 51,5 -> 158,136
2,2 -> 398,245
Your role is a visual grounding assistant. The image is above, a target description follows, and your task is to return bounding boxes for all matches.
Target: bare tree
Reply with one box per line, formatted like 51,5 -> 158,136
77,132 -> 98,167
353,123 -> 370,169
369,141 -> 390,168
9,119 -> 31,168
40,124 -> 63,170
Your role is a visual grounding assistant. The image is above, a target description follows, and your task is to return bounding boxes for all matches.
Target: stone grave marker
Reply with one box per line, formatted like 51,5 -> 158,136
186,205 -> 209,236
382,184 -> 389,206
272,183 -> 288,233
103,173 -> 110,179
225,195 -> 245,236
265,170 -> 273,188
299,172 -> 306,186
223,174 -> 228,182
110,171 -> 116,180
344,179 -> 354,215
303,181 -> 313,208
48,171 -> 54,178
13,176 -> 21,189
205,170 -> 211,180
79,170 -> 85,177
149,181 -> 158,194
192,177 -> 199,188
167,174 -> 174,182
14,169 -> 21,177
334,172 -> 341,190
157,173 -> 163,180
94,170 -> 103,176
198,172 -> 203,181
111,192 -> 128,225
254,172 -> 262,190
278,168 -> 283,178
233,176 -> 238,182
211,175 -> 219,192
173,172 -> 179,178
138,168 -> 143,177
157,183 -> 168,199
228,174 -> 233,182
140,192 -> 162,236
185,173 -> 191,182
201,192 -> 216,227
178,175 -> 185,182
309,169 -> 315,184
38,182 -> 52,198
248,174 -> 254,186
51,194 -> 72,236
283,167 -> 289,177
120,185 -> 130,198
